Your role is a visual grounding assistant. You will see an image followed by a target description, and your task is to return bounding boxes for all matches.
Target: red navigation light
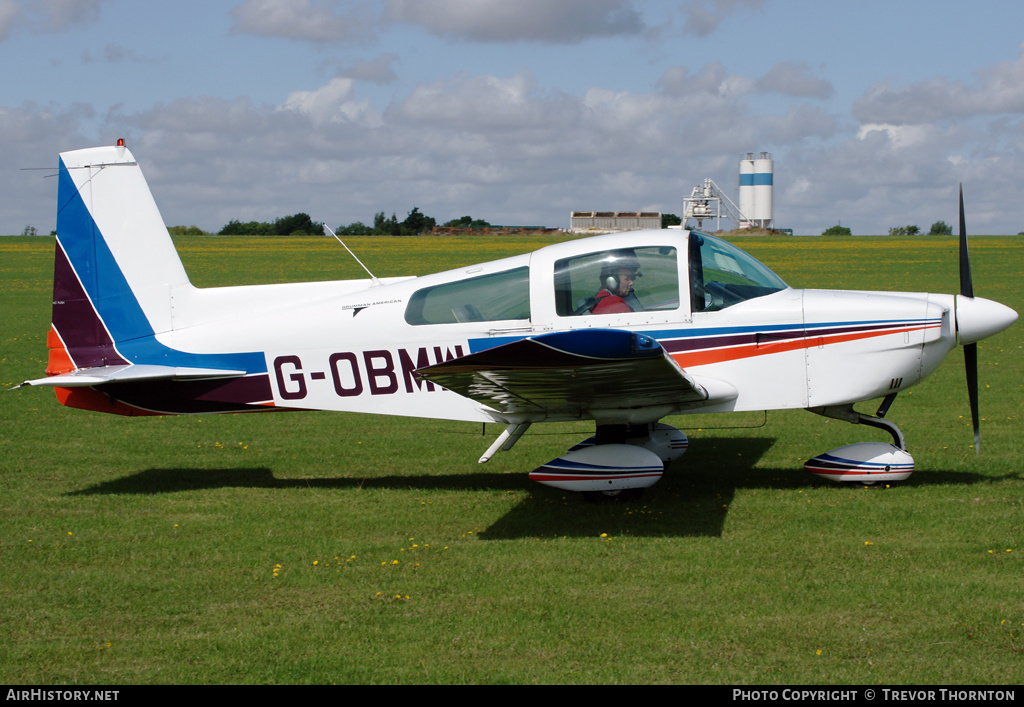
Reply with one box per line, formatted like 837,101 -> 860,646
116,138 -> 125,147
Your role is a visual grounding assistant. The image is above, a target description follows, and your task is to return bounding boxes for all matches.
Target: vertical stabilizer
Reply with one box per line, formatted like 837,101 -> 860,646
52,143 -> 191,372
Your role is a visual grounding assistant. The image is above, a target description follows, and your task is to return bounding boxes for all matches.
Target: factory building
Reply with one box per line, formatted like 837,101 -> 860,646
570,211 -> 662,234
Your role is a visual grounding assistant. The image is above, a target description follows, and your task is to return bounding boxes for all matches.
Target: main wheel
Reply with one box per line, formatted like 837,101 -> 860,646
843,480 -> 884,488
582,488 -> 643,503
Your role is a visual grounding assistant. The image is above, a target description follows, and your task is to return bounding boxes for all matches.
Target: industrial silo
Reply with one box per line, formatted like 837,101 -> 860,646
739,154 -> 755,226
753,152 -> 773,227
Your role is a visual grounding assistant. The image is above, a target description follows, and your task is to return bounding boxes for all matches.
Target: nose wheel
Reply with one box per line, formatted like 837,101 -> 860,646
844,479 -> 883,489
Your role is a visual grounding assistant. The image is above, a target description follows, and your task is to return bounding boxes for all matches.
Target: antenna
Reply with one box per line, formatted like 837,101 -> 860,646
323,224 -> 381,286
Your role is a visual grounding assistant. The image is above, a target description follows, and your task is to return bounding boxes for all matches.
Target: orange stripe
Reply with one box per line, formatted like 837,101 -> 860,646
55,387 -> 161,417
45,326 -> 76,376
671,324 -> 939,368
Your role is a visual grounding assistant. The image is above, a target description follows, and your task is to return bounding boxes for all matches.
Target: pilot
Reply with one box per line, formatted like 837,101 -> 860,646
591,249 -> 643,314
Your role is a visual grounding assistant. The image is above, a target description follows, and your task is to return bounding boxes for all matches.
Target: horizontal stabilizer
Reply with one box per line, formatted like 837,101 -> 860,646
16,364 -> 246,389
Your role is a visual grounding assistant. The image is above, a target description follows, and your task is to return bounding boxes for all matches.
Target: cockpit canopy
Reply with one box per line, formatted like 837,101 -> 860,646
403,230 -> 788,326
553,232 -> 787,317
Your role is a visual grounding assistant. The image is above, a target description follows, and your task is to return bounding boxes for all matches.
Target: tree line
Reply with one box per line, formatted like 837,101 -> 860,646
822,221 -> 956,237
167,208 -> 496,237
888,221 -> 952,236
170,210 -> 683,236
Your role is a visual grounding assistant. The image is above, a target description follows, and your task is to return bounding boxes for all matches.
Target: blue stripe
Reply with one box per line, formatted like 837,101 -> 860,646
815,453 -> 913,470
57,161 -> 143,342
645,319 -> 940,341
469,318 -> 941,356
541,459 -> 663,473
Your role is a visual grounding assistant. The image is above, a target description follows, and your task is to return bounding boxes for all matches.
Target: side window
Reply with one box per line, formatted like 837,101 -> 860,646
405,267 -> 531,325
554,247 -> 679,317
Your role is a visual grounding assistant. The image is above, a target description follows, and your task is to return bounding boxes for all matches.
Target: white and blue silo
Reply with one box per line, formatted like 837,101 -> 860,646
738,152 -> 773,228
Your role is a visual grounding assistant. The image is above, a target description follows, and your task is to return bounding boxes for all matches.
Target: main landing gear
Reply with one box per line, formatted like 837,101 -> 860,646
528,422 -> 688,502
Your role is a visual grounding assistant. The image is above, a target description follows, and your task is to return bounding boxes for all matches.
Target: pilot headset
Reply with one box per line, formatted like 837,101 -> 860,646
600,251 -> 642,291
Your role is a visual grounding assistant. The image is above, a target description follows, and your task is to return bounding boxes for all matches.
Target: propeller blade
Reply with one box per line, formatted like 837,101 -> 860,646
959,184 -> 973,298
965,342 -> 980,454
958,185 -> 980,454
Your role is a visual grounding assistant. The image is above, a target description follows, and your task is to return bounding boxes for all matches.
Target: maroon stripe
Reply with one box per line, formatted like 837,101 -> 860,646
102,374 -> 275,414
659,321 -> 934,355
51,241 -> 127,368
661,332 -> 757,353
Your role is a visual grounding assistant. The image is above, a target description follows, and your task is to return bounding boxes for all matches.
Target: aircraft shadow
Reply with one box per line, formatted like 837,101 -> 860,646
68,436 -> 1011,539
69,466 -> 529,496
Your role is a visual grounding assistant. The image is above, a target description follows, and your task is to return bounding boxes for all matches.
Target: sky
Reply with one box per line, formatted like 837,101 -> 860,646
2,0 -> 1024,236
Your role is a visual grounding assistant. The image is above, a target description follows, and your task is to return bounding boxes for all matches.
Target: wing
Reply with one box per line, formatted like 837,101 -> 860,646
416,329 -> 734,419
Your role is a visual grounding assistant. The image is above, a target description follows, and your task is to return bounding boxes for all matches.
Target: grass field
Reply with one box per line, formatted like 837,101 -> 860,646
1,233 -> 1021,684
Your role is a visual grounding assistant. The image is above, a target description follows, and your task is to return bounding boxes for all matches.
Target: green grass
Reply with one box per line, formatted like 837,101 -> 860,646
1,234 -> 1021,684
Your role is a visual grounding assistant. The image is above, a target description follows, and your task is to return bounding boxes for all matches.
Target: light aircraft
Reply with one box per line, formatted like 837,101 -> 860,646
18,142 -> 1018,500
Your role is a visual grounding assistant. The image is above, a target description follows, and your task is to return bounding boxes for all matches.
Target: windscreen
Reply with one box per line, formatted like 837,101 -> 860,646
689,232 -> 788,312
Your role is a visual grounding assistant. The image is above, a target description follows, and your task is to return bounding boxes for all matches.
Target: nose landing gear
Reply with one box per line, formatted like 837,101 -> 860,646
805,396 -> 915,486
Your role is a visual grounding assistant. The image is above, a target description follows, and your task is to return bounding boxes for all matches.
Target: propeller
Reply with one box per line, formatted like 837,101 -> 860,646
958,185 -> 981,454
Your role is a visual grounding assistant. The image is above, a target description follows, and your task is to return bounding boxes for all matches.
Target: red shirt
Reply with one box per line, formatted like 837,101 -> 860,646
591,289 -> 632,314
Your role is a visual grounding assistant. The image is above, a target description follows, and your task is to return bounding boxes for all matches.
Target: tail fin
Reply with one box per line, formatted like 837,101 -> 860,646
50,143 -> 191,374
22,142 -> 272,414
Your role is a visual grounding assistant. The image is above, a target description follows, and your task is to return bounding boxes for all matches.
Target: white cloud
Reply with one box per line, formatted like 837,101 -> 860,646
7,62 -> 838,233
679,0 -> 762,37
394,71 -> 563,131
0,0 -> 107,39
853,43 -> 1024,125
856,123 -> 932,149
756,61 -> 833,99
1,101 -> 95,233
657,62 -> 743,98
82,69 -> 760,230
382,0 -> 645,43
281,77 -> 378,125
6,49 -> 1024,237
81,43 -> 161,65
229,0 -> 377,43
338,53 -> 399,83
756,105 -> 836,144
658,61 -> 833,101
33,0 -> 105,29
230,0 -> 648,46
0,0 -> 19,41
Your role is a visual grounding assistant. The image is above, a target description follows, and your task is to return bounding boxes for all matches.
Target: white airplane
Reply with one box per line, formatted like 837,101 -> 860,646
18,142 -> 1018,500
